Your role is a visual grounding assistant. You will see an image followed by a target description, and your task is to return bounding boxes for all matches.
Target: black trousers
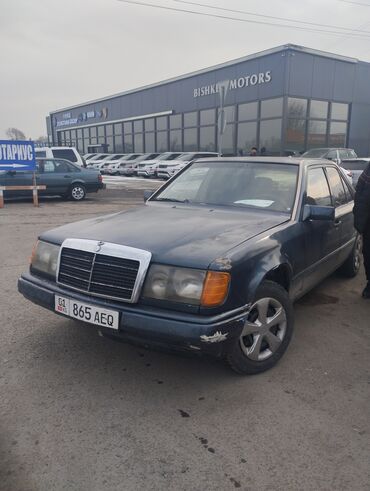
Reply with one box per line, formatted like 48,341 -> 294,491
363,228 -> 370,282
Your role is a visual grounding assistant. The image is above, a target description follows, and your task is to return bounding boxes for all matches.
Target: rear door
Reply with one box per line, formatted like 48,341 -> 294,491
325,165 -> 356,264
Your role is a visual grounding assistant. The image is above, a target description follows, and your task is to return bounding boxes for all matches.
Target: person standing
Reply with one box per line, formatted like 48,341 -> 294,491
353,162 -> 370,298
249,147 -> 258,156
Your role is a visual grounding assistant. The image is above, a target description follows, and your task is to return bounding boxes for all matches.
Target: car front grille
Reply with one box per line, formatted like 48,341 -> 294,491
57,240 -> 152,303
158,164 -> 168,169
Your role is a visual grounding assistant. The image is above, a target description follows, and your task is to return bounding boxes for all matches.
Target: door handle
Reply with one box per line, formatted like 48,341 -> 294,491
334,219 -> 342,227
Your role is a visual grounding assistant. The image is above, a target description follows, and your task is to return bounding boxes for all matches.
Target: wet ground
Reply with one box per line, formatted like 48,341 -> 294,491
0,185 -> 369,490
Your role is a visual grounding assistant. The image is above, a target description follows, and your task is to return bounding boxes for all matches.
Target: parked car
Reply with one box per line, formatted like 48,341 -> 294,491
18,157 -> 360,374
83,153 -> 97,161
341,158 -> 370,187
98,154 -> 127,174
35,147 -> 86,167
1,158 -> 104,201
85,154 -> 110,167
107,154 -> 143,175
90,155 -> 116,170
121,153 -> 161,176
301,148 -> 357,164
157,152 -> 219,179
137,152 -> 185,178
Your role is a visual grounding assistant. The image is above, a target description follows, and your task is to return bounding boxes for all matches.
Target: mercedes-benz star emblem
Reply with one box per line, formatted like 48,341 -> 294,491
95,241 -> 104,252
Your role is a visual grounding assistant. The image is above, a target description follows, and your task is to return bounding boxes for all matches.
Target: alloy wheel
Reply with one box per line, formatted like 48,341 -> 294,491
71,186 -> 85,200
240,297 -> 287,361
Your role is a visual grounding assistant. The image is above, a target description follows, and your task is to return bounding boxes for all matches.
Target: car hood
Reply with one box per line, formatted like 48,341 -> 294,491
41,204 -> 289,269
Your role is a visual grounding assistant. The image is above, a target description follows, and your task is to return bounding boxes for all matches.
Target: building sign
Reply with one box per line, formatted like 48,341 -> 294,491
193,70 -> 272,98
0,140 -> 36,171
55,107 -> 109,128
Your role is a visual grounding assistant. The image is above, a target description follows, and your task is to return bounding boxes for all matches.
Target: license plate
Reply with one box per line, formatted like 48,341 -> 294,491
54,295 -> 119,330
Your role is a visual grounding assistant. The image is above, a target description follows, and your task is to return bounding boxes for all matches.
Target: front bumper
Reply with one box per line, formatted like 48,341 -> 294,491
18,273 -> 248,358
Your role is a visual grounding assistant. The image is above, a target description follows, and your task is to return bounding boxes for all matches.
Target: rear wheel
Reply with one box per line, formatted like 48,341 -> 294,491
70,183 -> 86,201
227,281 -> 294,375
339,235 -> 362,278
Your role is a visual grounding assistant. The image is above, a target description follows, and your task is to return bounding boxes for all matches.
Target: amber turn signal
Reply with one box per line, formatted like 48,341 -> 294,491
201,271 -> 230,307
29,241 -> 39,264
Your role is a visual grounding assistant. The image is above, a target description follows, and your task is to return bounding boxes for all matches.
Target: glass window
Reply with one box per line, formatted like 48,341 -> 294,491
77,140 -> 84,154
326,167 -> 349,206
35,150 -> 47,158
70,129 -> 76,141
329,122 -> 347,147
331,102 -> 349,120
114,135 -> 123,153
261,98 -> 283,119
238,102 -> 258,121
200,126 -> 216,152
52,148 -> 77,162
310,100 -> 328,119
156,131 -> 168,152
106,125 -> 113,136
134,120 -> 143,132
237,122 -> 257,156
83,128 -> 90,138
124,122 -> 132,134
200,109 -> 216,126
145,118 -> 154,131
145,132 -> 155,152
287,98 -> 307,118
170,130 -> 182,151
124,134 -> 133,153
341,160 -> 368,171
170,114 -> 182,129
55,160 -> 73,173
156,116 -> 168,130
220,124 -> 235,156
306,168 -> 331,206
134,133 -> 143,153
77,129 -> 83,139
218,106 -> 235,123
42,160 -> 56,173
286,119 -> 306,152
64,130 -> 71,143
154,162 -> 299,214
106,135 -> 113,152
184,128 -> 198,151
97,126 -> 104,138
259,119 -> 282,155
307,120 -> 327,148
184,112 -> 198,127
114,123 -> 122,135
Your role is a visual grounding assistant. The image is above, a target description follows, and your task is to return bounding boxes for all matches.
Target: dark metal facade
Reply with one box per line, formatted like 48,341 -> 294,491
47,44 -> 370,157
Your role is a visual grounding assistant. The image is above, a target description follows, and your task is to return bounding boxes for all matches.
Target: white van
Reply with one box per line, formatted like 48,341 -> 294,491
35,147 -> 85,167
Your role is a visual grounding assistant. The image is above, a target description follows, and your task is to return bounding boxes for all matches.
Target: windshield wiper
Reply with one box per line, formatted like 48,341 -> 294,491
154,197 -> 191,203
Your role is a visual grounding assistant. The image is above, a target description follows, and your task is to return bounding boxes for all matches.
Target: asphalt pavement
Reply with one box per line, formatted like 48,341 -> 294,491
0,184 -> 369,491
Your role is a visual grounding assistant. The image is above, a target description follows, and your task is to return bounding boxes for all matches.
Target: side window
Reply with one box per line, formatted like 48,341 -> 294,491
55,160 -> 72,173
43,160 -> 56,173
306,168 -> 332,206
338,149 -> 349,160
326,150 -> 337,160
326,167 -> 349,206
52,149 -> 77,162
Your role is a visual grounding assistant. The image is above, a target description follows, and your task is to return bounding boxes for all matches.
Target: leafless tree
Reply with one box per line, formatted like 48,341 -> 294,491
6,128 -> 26,140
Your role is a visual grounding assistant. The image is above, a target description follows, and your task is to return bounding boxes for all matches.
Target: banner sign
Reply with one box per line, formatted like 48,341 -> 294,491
0,140 -> 36,171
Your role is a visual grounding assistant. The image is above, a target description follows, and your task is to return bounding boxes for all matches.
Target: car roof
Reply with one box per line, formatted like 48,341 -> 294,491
194,156 -> 336,167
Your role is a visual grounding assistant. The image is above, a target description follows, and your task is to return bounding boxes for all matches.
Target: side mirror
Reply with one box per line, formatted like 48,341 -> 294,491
143,189 -> 154,202
303,204 -> 335,221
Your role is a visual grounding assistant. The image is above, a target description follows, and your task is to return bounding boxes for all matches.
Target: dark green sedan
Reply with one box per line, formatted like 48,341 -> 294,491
0,158 -> 104,201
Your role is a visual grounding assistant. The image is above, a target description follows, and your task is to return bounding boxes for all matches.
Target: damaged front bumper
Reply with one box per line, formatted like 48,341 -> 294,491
18,273 -> 250,358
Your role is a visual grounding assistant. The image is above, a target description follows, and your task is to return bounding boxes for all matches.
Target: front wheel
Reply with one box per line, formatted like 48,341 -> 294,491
70,183 -> 86,201
227,281 -> 294,375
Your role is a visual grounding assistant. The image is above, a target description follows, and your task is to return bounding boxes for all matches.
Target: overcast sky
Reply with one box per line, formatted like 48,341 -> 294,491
1,0 -> 370,140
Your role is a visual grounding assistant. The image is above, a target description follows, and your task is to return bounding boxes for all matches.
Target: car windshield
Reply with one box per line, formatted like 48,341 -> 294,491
302,149 -> 328,158
153,161 -> 299,214
176,153 -> 195,161
106,154 -> 124,161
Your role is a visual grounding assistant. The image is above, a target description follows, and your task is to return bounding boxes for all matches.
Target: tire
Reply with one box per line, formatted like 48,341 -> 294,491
339,235 -> 362,278
70,183 -> 86,201
227,280 -> 294,375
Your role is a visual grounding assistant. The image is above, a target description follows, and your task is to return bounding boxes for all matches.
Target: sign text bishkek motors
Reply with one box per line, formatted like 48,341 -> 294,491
193,71 -> 272,98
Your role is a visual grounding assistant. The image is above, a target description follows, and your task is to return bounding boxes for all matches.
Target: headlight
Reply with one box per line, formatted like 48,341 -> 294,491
30,240 -> 60,279
143,265 -> 230,307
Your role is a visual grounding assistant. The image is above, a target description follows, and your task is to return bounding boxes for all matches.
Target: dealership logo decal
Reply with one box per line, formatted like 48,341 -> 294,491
55,107 -> 108,128
193,71 -> 272,98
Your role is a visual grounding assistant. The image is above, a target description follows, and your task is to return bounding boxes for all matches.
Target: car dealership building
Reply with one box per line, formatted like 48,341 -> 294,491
46,44 -> 370,157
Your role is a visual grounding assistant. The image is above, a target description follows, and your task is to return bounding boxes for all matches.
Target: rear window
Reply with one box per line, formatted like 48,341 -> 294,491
52,149 -> 77,162
342,160 -> 369,171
